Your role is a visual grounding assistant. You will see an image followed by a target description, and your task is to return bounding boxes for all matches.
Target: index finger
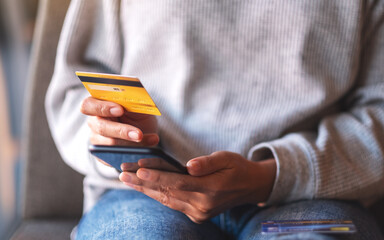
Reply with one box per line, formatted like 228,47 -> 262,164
135,168 -> 206,192
80,97 -> 124,117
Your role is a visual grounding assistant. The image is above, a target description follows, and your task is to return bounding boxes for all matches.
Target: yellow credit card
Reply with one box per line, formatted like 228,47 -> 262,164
76,71 -> 161,116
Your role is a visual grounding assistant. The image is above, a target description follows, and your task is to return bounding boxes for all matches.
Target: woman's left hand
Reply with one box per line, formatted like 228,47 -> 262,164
119,151 -> 276,223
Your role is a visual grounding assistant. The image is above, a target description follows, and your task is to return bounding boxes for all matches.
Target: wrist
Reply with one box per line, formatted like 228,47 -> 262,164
248,158 -> 277,204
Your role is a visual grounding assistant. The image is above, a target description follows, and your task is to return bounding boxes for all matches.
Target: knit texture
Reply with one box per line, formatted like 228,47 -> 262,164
46,0 -> 384,211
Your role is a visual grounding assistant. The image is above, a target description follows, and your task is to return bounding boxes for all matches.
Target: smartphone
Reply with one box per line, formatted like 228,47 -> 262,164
89,145 -> 188,174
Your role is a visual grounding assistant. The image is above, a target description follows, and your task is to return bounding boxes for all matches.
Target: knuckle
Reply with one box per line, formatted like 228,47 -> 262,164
194,197 -> 214,215
158,185 -> 171,196
203,155 -> 211,163
117,127 -> 129,140
158,193 -> 170,206
193,214 -> 209,224
130,177 -> 144,187
196,204 -> 211,215
95,118 -> 106,135
135,178 -> 144,186
213,151 -> 232,168
157,185 -> 176,202
174,178 -> 188,190
98,104 -> 110,116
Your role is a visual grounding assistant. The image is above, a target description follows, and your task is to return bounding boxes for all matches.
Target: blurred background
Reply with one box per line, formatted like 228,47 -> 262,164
0,0 -> 39,239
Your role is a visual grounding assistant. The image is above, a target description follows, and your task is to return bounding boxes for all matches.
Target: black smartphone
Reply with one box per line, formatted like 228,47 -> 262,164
89,145 -> 188,174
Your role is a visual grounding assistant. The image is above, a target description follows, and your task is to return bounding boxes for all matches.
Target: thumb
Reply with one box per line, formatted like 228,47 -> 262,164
186,152 -> 229,177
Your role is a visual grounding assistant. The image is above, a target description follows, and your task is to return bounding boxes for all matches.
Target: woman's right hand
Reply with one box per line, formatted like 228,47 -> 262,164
80,96 -> 159,147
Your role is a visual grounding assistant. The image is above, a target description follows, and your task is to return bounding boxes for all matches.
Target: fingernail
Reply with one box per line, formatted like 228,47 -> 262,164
128,131 -> 140,140
119,173 -> 131,183
110,107 -> 123,116
186,160 -> 200,171
138,169 -> 150,180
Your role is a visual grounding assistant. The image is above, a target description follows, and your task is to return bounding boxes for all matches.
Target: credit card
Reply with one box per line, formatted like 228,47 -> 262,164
261,220 -> 356,234
76,72 -> 161,116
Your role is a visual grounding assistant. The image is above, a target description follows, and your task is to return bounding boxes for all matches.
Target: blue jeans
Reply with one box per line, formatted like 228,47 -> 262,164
76,190 -> 382,240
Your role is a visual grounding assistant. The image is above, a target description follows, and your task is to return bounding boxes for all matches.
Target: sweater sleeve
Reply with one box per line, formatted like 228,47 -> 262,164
249,3 -> 384,205
45,0 -> 123,178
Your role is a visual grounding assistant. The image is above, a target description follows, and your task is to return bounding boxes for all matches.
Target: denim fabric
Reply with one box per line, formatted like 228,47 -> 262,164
76,190 -> 382,240
76,190 -> 224,240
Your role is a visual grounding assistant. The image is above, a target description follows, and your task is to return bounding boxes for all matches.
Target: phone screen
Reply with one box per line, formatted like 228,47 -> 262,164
89,145 -> 187,174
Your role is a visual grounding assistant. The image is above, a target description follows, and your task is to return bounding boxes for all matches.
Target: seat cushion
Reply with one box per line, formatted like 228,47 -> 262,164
11,219 -> 79,240
22,0 -> 84,219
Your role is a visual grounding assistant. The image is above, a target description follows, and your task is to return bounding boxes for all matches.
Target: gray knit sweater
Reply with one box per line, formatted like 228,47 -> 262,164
46,0 -> 384,212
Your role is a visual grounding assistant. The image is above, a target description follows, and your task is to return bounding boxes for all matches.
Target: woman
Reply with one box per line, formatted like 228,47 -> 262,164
46,0 -> 384,239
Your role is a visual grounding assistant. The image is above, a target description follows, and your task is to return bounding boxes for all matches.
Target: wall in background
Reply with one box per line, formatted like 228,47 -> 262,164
0,0 -> 38,239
